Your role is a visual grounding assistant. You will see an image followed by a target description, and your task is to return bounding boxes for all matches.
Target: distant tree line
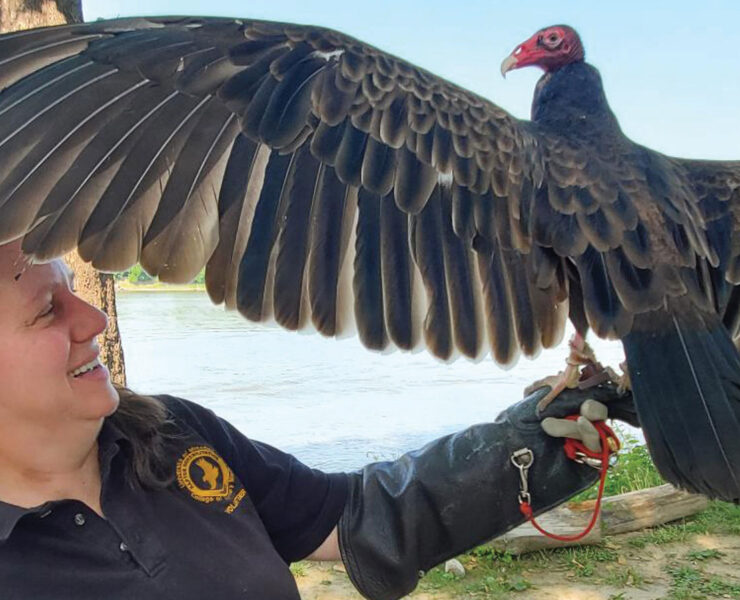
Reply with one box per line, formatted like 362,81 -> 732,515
115,265 -> 206,285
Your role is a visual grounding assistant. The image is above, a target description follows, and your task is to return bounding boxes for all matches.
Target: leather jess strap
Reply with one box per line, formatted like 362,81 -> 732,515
511,419 -> 620,542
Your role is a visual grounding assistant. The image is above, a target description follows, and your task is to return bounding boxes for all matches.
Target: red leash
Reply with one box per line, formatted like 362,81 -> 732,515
513,419 -> 620,542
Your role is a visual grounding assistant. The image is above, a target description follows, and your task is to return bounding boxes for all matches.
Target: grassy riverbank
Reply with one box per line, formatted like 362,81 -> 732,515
294,500 -> 740,599
113,263 -> 206,292
115,281 -> 206,292
293,438 -> 740,600
405,500 -> 740,600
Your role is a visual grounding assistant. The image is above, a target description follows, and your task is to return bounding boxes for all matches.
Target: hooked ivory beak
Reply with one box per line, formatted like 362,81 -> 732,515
500,53 -> 518,78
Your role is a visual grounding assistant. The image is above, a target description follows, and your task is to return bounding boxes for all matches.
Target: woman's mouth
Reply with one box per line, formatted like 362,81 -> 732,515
68,358 -> 101,378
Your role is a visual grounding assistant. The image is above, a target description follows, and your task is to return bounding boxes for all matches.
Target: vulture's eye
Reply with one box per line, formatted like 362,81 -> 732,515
544,32 -> 562,48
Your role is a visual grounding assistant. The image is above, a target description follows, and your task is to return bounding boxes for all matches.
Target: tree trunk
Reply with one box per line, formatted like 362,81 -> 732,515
0,0 -> 80,32
65,253 -> 127,386
0,1 -> 127,386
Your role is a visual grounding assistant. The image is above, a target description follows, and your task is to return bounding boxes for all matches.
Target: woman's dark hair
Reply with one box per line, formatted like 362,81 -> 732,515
108,387 -> 180,489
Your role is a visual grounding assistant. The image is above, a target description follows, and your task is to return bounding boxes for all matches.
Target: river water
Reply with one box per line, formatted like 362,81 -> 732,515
116,290 -> 629,472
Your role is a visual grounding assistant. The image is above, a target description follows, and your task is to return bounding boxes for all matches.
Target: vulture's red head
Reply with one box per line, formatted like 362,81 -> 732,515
501,25 -> 584,76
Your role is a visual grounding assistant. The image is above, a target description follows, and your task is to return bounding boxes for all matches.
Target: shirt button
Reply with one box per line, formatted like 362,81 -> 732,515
74,513 -> 86,526
119,542 -> 129,552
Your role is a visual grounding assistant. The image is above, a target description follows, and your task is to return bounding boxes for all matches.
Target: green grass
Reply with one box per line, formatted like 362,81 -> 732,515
411,497 -> 740,599
417,542 -> 646,598
115,264 -> 206,285
294,435 -> 740,599
686,548 -> 724,561
117,280 -> 205,292
469,574 -> 532,595
628,501 -> 740,548
414,435 -> 740,599
666,564 -> 740,599
419,551 -> 534,599
603,566 -> 644,588
571,428 -> 665,502
548,545 -> 618,578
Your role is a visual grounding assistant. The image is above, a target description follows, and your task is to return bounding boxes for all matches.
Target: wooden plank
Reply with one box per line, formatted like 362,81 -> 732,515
487,484 -> 708,555
488,503 -> 602,554
599,484 -> 709,535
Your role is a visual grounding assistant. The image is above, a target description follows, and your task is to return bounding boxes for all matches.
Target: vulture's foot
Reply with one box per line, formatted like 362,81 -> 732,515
603,361 -> 631,395
525,367 -> 580,412
526,333 -> 620,414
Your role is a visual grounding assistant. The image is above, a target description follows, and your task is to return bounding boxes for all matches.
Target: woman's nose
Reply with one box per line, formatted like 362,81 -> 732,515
69,295 -> 108,342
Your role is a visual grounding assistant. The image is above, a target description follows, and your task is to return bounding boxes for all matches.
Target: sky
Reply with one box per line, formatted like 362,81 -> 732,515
80,0 -> 740,160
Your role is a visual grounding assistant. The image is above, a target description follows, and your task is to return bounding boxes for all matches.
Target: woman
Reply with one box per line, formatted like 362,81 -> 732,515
0,239 -> 637,600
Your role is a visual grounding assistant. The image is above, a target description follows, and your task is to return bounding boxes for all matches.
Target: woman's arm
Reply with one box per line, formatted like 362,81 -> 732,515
305,526 -> 340,561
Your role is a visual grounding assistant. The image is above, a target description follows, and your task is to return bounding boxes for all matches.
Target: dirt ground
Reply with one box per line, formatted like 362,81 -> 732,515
294,532 -> 740,600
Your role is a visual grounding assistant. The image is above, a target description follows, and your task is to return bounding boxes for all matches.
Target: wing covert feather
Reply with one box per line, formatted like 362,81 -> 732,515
2,16 -> 731,362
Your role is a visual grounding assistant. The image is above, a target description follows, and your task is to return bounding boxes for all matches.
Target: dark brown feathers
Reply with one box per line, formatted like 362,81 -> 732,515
0,16 -> 738,365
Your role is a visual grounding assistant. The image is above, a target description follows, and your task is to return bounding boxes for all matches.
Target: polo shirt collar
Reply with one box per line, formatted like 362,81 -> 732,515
0,501 -> 47,541
0,417 -> 127,543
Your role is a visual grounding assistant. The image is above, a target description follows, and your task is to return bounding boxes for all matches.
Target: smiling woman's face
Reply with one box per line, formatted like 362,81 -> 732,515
0,241 -> 119,428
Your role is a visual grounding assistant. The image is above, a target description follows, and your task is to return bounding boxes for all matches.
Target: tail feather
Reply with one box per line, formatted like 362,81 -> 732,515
623,308 -> 740,502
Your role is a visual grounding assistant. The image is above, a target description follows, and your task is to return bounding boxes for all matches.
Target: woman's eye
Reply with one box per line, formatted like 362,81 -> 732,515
37,304 -> 54,320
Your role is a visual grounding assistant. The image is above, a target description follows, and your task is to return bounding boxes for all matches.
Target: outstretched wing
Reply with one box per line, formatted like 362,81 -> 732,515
0,17 -> 715,364
0,16 -> 564,363
675,159 -> 740,337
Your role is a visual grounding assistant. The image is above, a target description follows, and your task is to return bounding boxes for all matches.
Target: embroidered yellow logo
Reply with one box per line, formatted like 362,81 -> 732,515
176,446 -> 235,504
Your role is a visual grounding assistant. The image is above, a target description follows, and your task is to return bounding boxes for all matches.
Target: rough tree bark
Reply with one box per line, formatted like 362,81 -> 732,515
0,1 -> 127,386
0,0 -> 80,32
66,253 -> 127,386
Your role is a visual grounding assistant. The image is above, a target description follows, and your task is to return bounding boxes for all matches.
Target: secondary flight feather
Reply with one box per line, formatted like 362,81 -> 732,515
0,17 -> 738,501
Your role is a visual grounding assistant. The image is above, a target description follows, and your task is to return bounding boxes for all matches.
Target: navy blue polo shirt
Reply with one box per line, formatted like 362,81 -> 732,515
0,396 -> 349,599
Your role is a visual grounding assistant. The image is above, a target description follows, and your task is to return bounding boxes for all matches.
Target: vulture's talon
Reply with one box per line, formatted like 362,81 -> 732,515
528,333 -> 629,412
608,361 -> 631,395
528,333 -> 588,412
529,364 -> 583,414
524,375 -> 560,398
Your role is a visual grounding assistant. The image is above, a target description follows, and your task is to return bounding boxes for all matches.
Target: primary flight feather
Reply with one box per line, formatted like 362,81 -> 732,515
0,17 -> 738,501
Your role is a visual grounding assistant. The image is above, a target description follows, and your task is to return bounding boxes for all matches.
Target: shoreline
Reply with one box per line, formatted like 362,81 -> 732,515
116,282 -> 206,293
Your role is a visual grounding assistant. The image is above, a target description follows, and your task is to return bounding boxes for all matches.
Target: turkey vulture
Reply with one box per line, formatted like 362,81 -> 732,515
0,18 -> 738,501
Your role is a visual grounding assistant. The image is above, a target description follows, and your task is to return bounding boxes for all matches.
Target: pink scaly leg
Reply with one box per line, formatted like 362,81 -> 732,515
525,333 -> 631,413
525,332 -> 595,412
